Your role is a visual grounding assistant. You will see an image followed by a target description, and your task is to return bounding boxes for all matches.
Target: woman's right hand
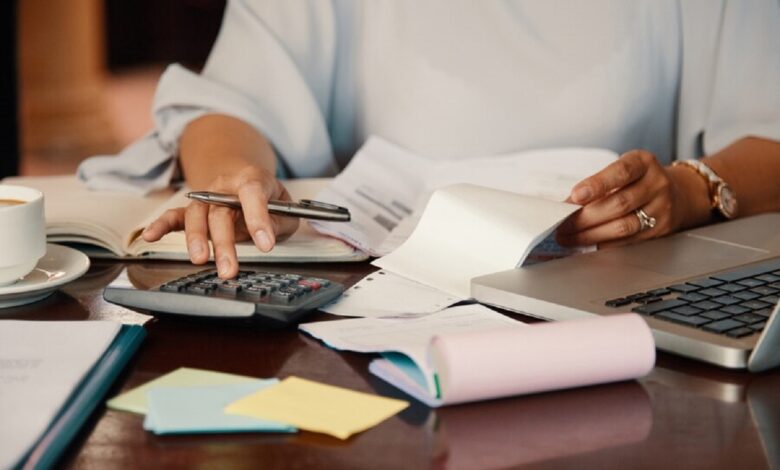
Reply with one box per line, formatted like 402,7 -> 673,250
141,166 -> 299,279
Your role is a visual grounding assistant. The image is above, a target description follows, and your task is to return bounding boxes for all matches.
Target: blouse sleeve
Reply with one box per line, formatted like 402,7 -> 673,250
78,0 -> 341,194
678,0 -> 780,160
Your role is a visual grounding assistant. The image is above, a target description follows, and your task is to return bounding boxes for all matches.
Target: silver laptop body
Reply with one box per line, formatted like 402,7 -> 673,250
472,213 -> 780,372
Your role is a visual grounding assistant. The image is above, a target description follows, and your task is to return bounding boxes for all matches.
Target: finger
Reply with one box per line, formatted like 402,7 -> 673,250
558,198 -> 664,247
599,199 -> 668,249
184,201 -> 211,264
569,150 -> 651,205
236,181 -> 276,252
270,184 -> 299,242
208,205 -> 240,278
559,178 -> 650,234
142,208 -> 185,242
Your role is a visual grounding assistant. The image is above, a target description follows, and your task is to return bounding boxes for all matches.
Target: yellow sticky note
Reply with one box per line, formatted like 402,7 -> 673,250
225,376 -> 408,440
107,367 -> 257,414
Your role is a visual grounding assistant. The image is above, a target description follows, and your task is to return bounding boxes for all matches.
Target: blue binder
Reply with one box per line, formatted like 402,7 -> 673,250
18,324 -> 146,469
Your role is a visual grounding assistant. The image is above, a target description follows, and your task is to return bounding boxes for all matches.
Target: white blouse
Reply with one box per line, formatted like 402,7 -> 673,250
79,0 -> 780,194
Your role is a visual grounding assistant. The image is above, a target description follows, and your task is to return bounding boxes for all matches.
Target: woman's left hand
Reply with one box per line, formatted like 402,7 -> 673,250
556,149 -> 697,248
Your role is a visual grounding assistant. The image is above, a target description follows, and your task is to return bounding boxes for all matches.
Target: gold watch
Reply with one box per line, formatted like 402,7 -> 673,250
673,160 -> 738,220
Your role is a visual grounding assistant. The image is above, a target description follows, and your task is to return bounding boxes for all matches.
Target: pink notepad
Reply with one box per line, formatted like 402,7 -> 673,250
369,313 -> 655,407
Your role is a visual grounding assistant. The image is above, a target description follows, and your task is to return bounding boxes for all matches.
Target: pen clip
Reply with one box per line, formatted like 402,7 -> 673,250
299,199 -> 350,214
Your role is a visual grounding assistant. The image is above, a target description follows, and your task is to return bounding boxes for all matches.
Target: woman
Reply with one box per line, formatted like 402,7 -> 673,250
80,1 -> 780,279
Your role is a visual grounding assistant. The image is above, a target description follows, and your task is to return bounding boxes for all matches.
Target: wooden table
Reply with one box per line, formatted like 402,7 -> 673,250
6,260 -> 779,469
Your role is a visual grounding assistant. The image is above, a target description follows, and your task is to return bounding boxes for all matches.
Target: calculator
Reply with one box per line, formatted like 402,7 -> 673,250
103,268 -> 344,327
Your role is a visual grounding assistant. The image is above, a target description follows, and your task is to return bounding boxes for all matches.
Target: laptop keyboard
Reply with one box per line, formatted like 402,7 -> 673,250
605,258 -> 780,339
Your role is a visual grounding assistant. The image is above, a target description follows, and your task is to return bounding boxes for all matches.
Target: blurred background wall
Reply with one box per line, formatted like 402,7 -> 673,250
13,0 -> 225,176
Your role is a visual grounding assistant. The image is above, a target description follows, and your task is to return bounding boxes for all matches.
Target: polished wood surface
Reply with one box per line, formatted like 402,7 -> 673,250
6,260 -> 779,469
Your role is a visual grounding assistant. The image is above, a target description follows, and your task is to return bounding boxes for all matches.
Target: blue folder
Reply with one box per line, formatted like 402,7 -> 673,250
18,324 -> 146,469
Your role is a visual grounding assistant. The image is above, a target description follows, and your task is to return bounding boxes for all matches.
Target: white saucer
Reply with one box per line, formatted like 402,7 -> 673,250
0,244 -> 90,309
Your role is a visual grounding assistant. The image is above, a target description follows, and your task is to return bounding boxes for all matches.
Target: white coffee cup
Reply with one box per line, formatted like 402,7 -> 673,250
0,185 -> 46,286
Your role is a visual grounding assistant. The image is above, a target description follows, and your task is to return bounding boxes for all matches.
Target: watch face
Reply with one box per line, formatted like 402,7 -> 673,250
717,184 -> 738,219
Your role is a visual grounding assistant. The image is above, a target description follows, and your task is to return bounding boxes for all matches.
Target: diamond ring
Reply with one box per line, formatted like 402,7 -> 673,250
635,209 -> 656,232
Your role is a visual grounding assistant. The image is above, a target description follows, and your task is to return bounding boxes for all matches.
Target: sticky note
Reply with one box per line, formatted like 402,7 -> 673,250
107,367 -> 258,414
143,381 -> 296,435
225,376 -> 408,440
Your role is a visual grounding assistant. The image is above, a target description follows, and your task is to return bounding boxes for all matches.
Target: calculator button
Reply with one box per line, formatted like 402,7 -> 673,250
271,291 -> 295,303
278,286 -> 300,296
242,286 -> 268,300
307,277 -> 331,287
218,284 -> 242,295
299,279 -> 322,291
160,283 -> 184,293
186,285 -> 211,295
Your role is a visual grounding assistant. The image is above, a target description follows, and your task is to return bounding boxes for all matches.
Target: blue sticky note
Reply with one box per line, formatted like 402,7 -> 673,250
143,380 -> 296,435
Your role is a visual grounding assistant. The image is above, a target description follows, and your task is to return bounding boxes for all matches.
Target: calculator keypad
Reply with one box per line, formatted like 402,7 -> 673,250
158,270 -> 333,305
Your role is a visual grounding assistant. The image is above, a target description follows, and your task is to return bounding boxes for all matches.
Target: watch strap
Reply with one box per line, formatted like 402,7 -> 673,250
672,159 -> 737,219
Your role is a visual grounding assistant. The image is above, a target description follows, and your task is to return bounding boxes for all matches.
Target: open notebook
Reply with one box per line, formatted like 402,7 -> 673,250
1,176 -> 366,262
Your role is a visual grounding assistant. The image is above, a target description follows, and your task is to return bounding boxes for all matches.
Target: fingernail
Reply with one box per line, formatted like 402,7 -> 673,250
573,186 -> 592,204
189,239 -> 204,257
254,230 -> 273,252
217,256 -> 231,276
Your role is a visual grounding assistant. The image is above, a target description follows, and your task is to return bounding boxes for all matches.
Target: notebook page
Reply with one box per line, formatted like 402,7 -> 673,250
125,178 -> 366,261
2,175 -> 172,256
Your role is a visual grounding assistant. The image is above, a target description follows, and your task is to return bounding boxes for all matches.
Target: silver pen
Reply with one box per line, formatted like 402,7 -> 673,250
186,191 -> 351,222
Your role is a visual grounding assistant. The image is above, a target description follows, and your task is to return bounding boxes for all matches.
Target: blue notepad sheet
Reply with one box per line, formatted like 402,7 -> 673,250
143,381 -> 296,435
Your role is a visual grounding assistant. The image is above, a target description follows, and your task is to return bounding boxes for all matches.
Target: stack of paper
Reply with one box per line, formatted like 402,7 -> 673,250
108,368 -> 408,439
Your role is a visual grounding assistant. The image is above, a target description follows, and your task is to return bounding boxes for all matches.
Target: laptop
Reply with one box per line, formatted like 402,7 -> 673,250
471,213 -> 780,372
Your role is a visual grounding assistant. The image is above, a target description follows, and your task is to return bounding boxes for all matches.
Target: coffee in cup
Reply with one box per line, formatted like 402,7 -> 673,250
0,199 -> 25,206
0,185 -> 46,286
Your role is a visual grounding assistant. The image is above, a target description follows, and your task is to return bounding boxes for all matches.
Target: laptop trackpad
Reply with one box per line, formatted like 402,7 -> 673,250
600,234 -> 768,277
